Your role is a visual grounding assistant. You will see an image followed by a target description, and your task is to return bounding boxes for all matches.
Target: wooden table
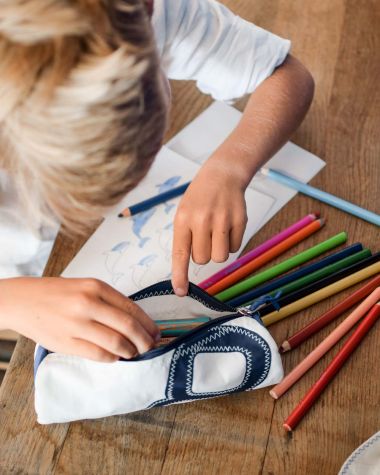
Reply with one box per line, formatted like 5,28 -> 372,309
1,1 -> 379,473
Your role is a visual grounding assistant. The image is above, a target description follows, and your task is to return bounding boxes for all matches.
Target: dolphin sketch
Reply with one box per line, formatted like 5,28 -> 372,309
103,240 -> 131,284
156,221 -> 174,260
131,254 -> 158,289
156,176 -> 181,194
132,207 -> 156,248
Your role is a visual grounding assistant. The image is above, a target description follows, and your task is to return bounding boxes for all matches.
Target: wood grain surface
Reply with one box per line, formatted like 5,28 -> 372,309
1,1 -> 379,474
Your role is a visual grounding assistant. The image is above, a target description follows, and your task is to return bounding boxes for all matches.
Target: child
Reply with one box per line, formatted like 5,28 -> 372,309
0,0 -> 314,362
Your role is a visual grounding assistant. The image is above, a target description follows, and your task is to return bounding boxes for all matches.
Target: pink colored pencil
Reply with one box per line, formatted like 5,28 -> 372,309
198,213 -> 319,290
269,286 -> 380,400
283,302 -> 380,431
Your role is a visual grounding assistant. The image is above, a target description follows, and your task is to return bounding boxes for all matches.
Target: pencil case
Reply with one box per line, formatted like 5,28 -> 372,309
34,281 -> 283,424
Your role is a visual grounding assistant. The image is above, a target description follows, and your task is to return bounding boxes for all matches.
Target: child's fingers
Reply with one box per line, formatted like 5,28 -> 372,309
66,339 -> 119,363
211,228 -> 230,262
77,320 -> 139,359
229,221 -> 246,253
94,280 -> 160,339
191,222 -> 212,265
91,302 -> 156,355
171,221 -> 192,296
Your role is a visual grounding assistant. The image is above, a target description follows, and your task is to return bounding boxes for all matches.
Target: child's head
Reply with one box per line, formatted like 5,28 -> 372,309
0,0 -> 168,234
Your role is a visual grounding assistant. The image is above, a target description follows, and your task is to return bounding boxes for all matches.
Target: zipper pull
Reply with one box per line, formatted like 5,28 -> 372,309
237,291 -> 283,317
237,307 -> 255,317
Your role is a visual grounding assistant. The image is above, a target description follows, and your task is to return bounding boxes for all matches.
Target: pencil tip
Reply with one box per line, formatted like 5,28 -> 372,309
118,213 -> 124,218
313,211 -> 321,218
269,389 -> 278,400
280,341 -> 290,353
283,423 -> 292,432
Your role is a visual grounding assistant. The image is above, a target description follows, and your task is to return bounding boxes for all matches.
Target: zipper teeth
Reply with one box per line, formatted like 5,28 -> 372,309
130,280 -> 235,313
125,310 -> 257,362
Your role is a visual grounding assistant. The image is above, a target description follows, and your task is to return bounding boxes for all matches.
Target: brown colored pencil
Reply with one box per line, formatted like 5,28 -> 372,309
279,274 -> 380,353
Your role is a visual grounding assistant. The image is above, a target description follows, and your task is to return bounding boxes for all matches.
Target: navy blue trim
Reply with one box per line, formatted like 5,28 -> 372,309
148,323 -> 272,408
129,280 -> 235,313
34,346 -> 49,379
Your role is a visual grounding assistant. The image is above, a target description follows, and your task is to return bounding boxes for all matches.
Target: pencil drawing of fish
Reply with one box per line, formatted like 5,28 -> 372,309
156,221 -> 174,261
132,207 -> 156,248
131,254 -> 158,289
103,240 -> 131,284
156,176 -> 181,194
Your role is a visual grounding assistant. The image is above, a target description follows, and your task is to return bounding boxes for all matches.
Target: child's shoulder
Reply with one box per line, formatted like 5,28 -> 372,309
152,0 -> 291,101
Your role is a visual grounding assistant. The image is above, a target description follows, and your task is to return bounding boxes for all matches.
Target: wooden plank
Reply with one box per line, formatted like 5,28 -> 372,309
262,0 -> 380,473
0,0 -> 379,473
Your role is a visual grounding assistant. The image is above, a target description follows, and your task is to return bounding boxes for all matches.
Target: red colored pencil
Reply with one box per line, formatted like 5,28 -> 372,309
283,302 -> 380,431
280,274 -> 380,353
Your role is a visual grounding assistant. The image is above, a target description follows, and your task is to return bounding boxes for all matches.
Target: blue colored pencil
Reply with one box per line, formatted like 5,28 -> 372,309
226,243 -> 363,307
118,181 -> 191,217
261,168 -> 380,227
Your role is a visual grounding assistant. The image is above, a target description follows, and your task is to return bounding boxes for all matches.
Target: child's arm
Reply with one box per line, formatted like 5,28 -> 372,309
0,277 -> 160,360
171,55 -> 314,295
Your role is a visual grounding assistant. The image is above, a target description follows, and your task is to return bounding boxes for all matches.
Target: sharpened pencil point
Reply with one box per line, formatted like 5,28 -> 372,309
118,213 -> 124,218
279,341 -> 291,353
269,389 -> 278,399
283,423 -> 292,432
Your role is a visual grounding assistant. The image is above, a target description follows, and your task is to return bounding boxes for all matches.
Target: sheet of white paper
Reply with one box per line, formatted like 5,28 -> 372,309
167,101 -> 326,226
63,147 -> 274,295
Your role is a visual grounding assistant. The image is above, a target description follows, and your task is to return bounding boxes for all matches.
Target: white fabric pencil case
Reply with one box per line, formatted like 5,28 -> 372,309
34,281 -> 283,424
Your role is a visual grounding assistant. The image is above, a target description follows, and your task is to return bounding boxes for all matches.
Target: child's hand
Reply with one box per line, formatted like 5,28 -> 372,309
0,277 -> 160,362
171,160 -> 248,296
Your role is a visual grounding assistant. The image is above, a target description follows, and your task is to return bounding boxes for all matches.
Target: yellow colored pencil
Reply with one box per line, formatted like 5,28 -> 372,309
262,262 -> 380,326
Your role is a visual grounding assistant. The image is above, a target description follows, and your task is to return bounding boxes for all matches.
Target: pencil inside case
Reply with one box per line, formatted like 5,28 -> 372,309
34,281 -> 283,424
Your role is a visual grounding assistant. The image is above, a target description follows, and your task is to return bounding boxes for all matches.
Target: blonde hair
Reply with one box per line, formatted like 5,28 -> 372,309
0,0 -> 168,234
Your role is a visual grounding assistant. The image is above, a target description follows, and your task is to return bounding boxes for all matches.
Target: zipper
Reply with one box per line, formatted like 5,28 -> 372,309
125,307 -> 263,362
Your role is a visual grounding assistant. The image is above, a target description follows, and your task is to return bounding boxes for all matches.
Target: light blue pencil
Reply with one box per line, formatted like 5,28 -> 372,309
261,168 -> 380,227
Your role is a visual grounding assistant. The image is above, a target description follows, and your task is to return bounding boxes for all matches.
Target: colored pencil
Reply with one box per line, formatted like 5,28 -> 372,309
156,317 -> 211,336
158,337 -> 176,347
283,302 -> 380,431
118,182 -> 190,217
227,243 -> 363,307
261,168 -> 380,227
251,253 -> 380,318
261,262 -> 380,326
215,230 -> 346,301
253,252 -> 379,317
280,274 -> 380,353
269,287 -> 380,400
207,219 -> 326,296
156,317 -> 211,328
242,249 -> 371,308
199,213 -> 319,290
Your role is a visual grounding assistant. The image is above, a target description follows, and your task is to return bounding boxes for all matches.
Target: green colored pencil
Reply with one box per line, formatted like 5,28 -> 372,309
216,232 -> 348,302
243,249 -> 371,306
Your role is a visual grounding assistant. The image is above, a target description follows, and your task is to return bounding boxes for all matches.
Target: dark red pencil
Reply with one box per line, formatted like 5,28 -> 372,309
279,274 -> 380,353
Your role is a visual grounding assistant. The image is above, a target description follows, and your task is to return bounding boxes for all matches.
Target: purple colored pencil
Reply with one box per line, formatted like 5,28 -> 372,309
198,212 -> 320,290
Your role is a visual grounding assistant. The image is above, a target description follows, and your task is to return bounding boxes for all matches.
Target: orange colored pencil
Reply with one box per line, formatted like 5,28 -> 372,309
207,219 -> 325,296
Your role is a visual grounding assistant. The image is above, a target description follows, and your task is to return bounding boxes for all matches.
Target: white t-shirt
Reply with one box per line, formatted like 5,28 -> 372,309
0,0 -> 290,278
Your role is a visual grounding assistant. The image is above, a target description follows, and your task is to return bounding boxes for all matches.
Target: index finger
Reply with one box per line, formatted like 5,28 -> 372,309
96,281 -> 160,339
171,220 -> 192,296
